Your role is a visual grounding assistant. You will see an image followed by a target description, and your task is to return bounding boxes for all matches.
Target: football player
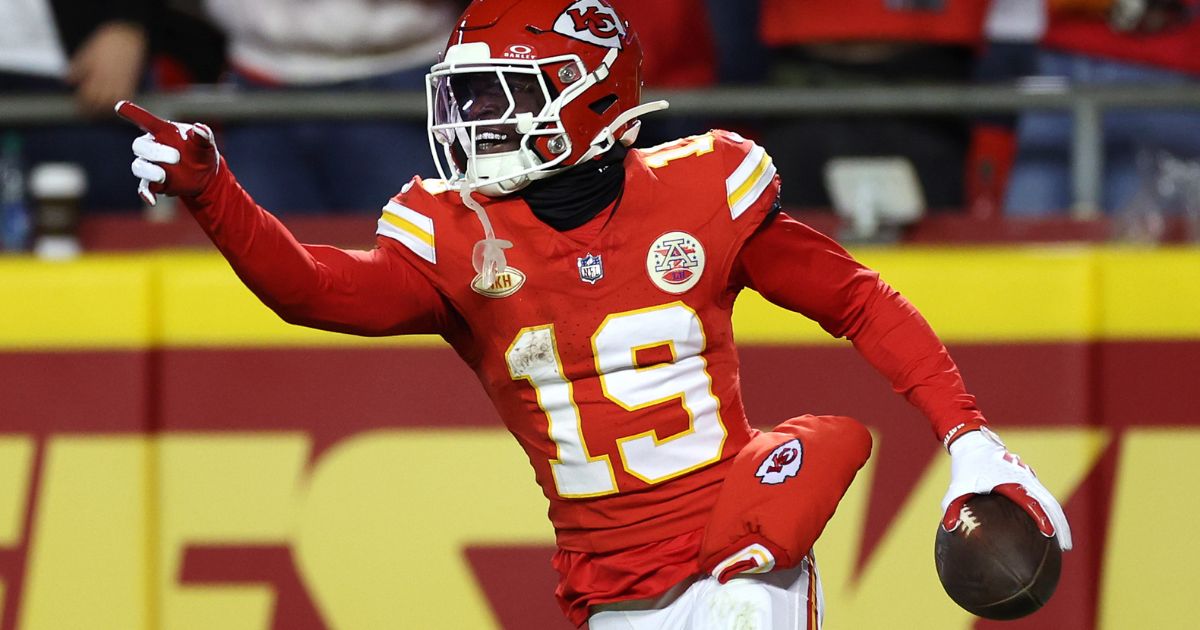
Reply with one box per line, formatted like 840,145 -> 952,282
116,0 -> 1071,627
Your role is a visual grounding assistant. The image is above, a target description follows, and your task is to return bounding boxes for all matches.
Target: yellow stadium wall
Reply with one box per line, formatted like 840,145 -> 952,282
0,245 -> 1198,630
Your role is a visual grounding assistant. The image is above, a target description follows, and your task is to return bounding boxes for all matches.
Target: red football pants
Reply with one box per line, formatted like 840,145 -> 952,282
699,414 -> 872,581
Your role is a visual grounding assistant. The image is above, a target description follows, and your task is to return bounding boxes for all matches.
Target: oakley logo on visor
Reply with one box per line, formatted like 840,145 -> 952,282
553,0 -> 625,49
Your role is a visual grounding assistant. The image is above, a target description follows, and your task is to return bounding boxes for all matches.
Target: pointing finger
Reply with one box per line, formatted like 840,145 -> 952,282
114,100 -> 174,135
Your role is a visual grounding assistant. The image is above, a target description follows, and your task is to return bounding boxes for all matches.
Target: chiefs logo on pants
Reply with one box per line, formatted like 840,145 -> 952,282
700,415 -> 873,582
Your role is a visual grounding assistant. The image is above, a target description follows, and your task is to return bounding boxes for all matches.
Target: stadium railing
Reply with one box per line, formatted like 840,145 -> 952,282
2,83 -> 1199,220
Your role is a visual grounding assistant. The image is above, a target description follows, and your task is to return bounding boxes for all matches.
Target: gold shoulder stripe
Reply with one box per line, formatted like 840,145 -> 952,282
725,144 -> 776,220
377,201 -> 436,264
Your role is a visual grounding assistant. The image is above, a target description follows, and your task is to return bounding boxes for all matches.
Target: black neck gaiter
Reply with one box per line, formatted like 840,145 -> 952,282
519,145 -> 628,231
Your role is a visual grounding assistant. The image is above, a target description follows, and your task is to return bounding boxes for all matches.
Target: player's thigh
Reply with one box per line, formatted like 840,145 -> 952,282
692,562 -> 822,630
587,578 -> 699,630
588,561 -> 822,630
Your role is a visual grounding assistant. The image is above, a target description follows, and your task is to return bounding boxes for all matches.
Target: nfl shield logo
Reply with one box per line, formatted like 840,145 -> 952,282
577,253 -> 604,284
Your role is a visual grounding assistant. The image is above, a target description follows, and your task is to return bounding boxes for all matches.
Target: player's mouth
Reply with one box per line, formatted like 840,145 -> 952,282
474,127 -> 520,154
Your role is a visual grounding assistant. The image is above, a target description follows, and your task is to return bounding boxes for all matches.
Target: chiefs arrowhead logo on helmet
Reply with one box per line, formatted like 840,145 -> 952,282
553,0 -> 627,49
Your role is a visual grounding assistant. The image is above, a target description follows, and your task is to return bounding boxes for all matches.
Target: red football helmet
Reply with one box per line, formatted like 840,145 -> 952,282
426,0 -> 668,196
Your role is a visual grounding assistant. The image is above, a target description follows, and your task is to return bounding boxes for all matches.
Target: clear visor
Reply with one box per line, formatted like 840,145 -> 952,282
425,57 -> 583,190
430,66 -> 555,150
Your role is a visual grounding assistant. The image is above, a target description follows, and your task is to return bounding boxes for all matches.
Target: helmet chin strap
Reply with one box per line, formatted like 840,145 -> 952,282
576,100 -> 671,164
456,99 -> 668,286
460,156 -> 513,287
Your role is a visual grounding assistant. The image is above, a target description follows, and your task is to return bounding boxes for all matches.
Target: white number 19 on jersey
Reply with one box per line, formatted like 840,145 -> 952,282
506,303 -> 728,498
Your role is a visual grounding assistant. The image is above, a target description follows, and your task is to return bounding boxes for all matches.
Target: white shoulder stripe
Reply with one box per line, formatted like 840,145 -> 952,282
730,161 -> 777,220
726,143 -> 777,220
377,200 -> 436,264
383,200 -> 434,234
727,144 -> 766,195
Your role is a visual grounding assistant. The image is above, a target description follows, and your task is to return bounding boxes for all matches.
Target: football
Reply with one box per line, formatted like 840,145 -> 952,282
934,493 -> 1062,620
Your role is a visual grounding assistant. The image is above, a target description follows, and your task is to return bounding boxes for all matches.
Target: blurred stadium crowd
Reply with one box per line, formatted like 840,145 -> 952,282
1,0 -> 1198,244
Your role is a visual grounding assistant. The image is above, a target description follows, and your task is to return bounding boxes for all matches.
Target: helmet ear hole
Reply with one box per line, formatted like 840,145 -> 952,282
588,94 -> 618,115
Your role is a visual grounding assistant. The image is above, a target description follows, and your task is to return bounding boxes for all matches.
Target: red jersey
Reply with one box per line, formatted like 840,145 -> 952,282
180,128 -> 985,624
377,131 -> 778,553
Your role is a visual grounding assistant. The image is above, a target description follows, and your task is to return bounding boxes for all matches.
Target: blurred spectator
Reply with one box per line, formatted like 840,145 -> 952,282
0,0 -> 225,212
965,0 -> 1045,219
1,0 -> 154,211
756,0 -> 991,213
201,0 -> 462,214
0,0 -> 150,116
153,0 -> 227,89
1004,0 -> 1200,216
703,0 -> 768,86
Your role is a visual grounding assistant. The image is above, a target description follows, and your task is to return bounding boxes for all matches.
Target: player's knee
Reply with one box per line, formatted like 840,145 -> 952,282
829,414 -> 873,460
774,414 -> 873,462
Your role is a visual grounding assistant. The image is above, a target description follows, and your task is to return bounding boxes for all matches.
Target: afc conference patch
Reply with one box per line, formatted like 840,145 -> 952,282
755,438 -> 803,485
578,253 -> 604,284
646,231 -> 705,294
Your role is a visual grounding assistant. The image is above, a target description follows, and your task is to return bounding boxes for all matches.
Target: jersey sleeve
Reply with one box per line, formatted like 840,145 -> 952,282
374,181 -> 441,266
716,130 -> 781,230
707,130 -> 783,292
732,213 -> 987,446
181,164 -> 454,336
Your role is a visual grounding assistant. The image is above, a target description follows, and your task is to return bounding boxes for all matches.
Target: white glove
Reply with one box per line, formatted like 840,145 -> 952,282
115,100 -> 220,206
940,427 -> 1072,551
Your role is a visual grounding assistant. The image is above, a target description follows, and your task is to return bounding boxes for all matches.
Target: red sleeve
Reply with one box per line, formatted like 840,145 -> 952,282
732,213 -> 986,446
179,161 -> 455,337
